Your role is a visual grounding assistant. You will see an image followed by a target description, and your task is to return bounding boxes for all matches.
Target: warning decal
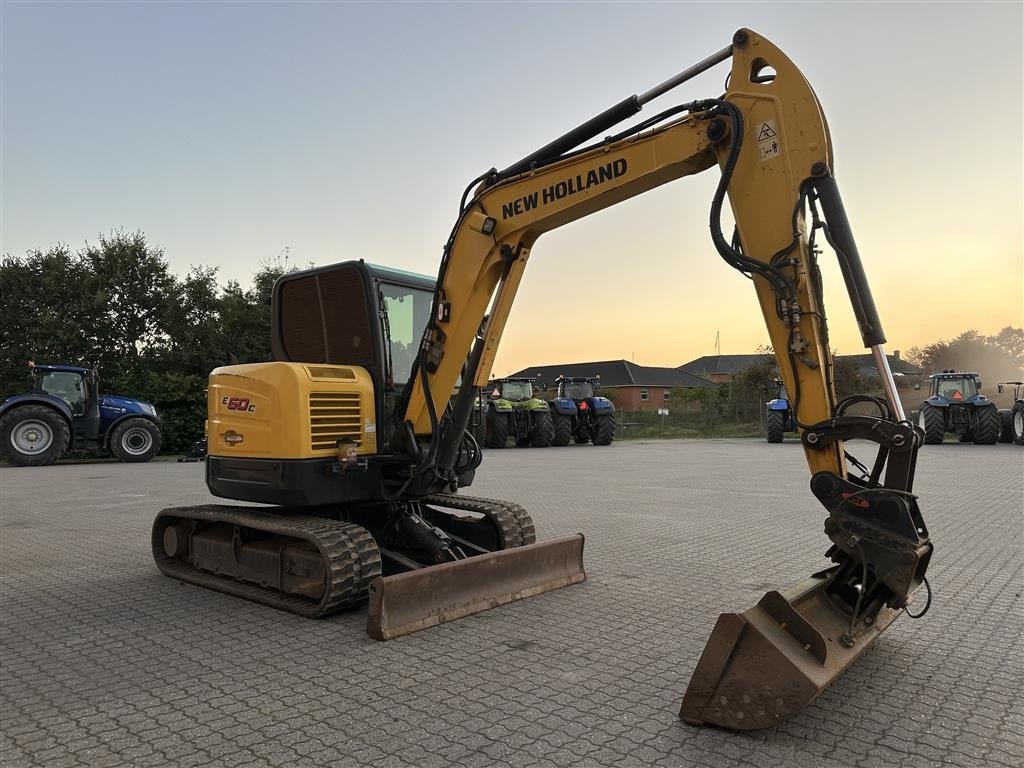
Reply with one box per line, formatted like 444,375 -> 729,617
757,122 -> 777,142
757,119 -> 780,161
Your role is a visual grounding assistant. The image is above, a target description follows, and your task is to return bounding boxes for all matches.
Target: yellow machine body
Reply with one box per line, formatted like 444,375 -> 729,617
207,362 -> 377,460
204,362 -> 385,507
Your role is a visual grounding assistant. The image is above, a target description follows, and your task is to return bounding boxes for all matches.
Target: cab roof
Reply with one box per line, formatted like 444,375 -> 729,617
31,364 -> 93,375
364,262 -> 436,291
929,371 -> 980,379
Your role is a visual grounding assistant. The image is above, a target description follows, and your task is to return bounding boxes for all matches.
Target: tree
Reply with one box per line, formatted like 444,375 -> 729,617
907,328 -> 1024,382
77,231 -> 178,380
0,246 -> 99,398
831,355 -> 870,401
0,232 -> 303,453
157,265 -> 225,375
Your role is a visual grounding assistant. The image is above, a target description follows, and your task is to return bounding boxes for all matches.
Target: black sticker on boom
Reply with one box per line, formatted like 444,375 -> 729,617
501,158 -> 628,220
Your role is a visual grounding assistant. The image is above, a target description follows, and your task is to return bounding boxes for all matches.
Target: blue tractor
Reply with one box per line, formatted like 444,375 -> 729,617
548,376 -> 615,446
765,378 -> 796,443
0,362 -> 162,466
916,370 -> 1001,445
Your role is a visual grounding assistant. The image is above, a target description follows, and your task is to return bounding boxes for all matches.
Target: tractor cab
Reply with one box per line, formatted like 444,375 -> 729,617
30,364 -> 98,417
557,377 -> 598,402
489,378 -> 535,403
765,377 -> 789,404
929,371 -> 981,402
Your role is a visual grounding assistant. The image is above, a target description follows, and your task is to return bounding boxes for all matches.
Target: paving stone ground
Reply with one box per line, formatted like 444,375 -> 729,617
1,439 -> 1021,768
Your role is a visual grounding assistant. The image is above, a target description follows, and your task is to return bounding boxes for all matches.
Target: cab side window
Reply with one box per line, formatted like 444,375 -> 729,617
41,373 -> 86,416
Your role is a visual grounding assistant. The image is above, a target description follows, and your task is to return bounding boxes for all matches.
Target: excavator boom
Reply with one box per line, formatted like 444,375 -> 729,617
393,28 -> 932,728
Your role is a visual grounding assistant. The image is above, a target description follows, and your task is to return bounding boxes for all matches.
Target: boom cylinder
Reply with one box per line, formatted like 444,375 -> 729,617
814,174 -> 906,419
495,96 -> 642,181
495,43 -> 733,182
814,174 -> 886,348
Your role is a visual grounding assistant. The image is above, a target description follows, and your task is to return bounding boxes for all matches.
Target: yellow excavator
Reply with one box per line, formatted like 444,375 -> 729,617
153,29 -> 933,730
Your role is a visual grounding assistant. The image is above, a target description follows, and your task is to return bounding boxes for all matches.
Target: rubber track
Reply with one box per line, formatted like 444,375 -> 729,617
450,494 -> 536,546
424,494 -> 536,548
152,505 -> 381,618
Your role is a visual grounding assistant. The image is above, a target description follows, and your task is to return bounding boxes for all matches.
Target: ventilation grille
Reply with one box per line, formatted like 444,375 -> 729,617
306,366 -> 357,380
309,392 -> 361,451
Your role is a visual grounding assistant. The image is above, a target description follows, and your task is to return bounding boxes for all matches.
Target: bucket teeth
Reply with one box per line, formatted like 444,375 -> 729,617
680,572 -> 900,730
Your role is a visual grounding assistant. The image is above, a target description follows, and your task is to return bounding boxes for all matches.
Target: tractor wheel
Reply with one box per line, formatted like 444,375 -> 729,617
766,410 -> 785,443
530,410 -> 554,447
1012,402 -> 1024,445
110,418 -> 162,462
958,430 -> 975,443
973,405 -> 1001,445
573,428 -> 591,445
0,405 -> 70,467
551,414 -> 572,446
592,414 -> 615,446
484,410 -> 508,449
997,410 -> 1013,443
917,404 -> 946,445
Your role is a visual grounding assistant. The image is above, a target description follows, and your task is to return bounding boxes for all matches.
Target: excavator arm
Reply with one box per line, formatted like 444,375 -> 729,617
404,31 -> 842,472
396,29 -> 932,729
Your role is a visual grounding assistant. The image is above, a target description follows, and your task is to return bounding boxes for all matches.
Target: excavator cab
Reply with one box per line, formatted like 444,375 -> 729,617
272,261 -> 435,429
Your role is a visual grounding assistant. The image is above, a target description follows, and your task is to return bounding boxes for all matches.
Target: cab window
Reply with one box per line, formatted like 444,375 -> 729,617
40,372 -> 86,415
499,381 -> 533,401
379,282 -> 432,387
937,378 -> 976,399
563,382 -> 595,400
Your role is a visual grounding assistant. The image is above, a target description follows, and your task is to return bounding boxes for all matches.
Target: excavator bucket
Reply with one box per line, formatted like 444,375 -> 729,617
680,570 -> 901,730
366,534 -> 585,640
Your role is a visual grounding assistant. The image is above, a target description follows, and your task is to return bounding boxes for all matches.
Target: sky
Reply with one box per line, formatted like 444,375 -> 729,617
2,2 -> 1022,377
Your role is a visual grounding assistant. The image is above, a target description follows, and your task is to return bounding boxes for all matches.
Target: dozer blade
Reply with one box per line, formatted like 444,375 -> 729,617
366,534 -> 585,640
680,570 -> 901,730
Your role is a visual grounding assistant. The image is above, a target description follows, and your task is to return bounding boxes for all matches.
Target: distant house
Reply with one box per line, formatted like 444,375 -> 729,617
835,351 -> 923,382
678,351 -> 922,384
506,359 -> 715,411
678,354 -> 774,384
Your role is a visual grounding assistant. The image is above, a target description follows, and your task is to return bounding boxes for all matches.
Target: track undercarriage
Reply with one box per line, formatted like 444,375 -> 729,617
152,494 -> 585,635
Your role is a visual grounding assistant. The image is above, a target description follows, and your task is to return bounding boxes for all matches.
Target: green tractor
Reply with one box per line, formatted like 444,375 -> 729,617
481,378 -> 554,449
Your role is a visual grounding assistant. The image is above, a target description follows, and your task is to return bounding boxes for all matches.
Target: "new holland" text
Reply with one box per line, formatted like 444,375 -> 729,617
501,158 -> 628,220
